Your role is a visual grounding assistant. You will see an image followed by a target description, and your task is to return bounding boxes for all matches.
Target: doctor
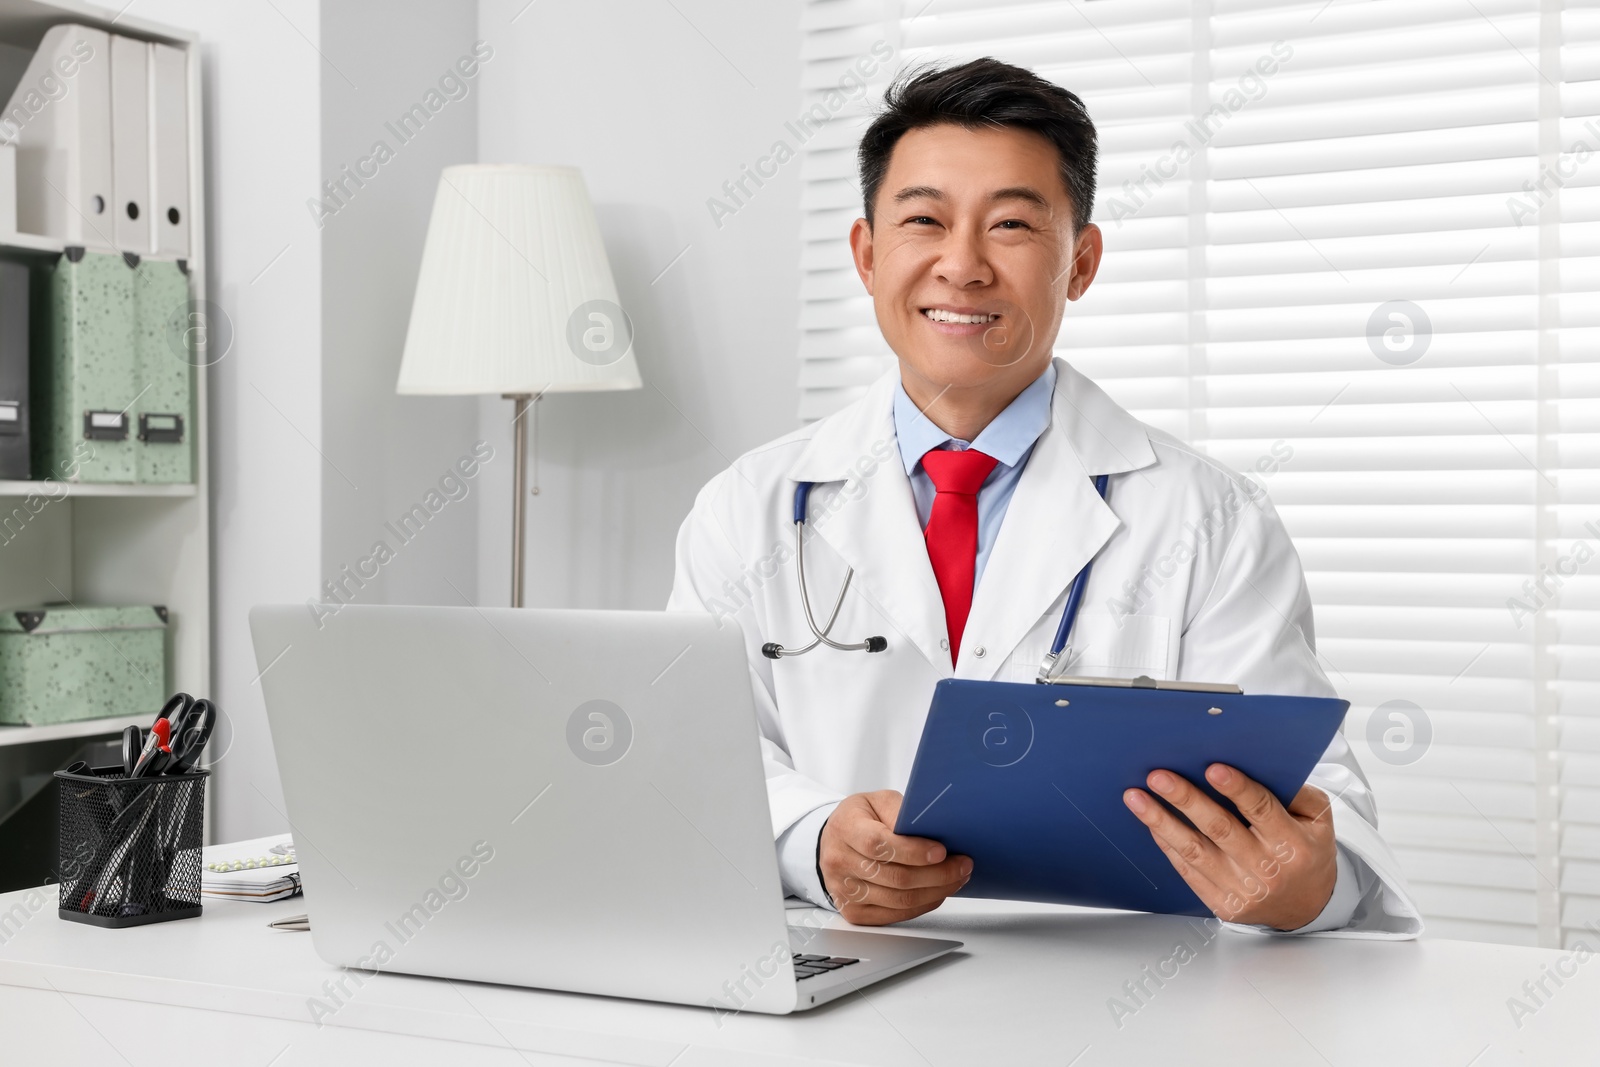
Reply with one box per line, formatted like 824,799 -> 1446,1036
669,58 -> 1421,938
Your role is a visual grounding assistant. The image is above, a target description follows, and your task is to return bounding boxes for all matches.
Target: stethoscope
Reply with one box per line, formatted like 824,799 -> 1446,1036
760,474 -> 1111,685
760,482 -> 888,660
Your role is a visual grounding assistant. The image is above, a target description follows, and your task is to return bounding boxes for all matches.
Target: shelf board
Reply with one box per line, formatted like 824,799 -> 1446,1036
0,712 -> 146,748
0,480 -> 197,498
0,231 -> 64,254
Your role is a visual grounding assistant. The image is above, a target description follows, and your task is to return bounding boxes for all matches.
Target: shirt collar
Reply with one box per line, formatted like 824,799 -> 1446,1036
892,361 -> 1057,476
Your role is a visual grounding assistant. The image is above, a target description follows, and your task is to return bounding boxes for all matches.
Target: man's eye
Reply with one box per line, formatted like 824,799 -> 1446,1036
996,219 -> 1031,230
905,216 -> 938,226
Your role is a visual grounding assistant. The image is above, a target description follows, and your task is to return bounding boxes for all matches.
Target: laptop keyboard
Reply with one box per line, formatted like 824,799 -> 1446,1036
792,954 -> 860,980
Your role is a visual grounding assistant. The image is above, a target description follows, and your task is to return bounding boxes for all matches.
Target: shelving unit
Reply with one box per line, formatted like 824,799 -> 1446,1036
0,231 -> 61,254
0,713 -> 148,748
0,0 -> 207,890
0,480 -> 197,497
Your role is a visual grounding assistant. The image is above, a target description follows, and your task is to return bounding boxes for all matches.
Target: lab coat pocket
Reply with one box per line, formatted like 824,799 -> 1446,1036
1063,613 -> 1173,680
998,642 -> 1050,684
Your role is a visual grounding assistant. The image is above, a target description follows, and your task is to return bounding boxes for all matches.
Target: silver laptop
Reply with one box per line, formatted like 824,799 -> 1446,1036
248,604 -> 961,1014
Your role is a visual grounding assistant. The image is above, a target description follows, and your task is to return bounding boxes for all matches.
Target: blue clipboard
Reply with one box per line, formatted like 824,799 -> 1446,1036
893,677 -> 1350,918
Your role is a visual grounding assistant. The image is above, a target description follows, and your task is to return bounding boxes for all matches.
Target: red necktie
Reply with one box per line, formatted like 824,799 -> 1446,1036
921,448 -> 999,664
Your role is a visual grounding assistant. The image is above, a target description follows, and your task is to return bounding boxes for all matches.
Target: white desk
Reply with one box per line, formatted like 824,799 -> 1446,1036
0,886 -> 1591,1066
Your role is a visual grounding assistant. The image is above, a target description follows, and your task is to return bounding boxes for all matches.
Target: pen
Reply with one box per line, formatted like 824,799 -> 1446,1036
130,718 -> 171,778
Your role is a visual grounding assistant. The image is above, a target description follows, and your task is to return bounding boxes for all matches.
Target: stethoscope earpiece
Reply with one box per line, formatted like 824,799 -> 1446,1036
763,634 -> 886,659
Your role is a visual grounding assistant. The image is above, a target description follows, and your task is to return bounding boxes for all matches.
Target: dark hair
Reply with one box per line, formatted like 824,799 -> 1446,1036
857,57 -> 1098,232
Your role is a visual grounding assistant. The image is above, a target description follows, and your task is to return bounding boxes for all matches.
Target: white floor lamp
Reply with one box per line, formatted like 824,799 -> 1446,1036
396,164 -> 642,607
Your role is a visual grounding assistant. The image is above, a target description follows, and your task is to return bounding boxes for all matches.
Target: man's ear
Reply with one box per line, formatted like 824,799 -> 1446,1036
849,216 -> 875,295
1064,222 -> 1104,302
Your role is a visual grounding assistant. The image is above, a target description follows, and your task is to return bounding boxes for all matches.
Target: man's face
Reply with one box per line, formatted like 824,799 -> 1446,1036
849,123 -> 1101,404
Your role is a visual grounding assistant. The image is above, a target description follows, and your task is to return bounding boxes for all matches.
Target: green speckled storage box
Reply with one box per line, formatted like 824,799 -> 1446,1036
0,605 -> 168,725
133,259 -> 194,483
31,250 -> 138,483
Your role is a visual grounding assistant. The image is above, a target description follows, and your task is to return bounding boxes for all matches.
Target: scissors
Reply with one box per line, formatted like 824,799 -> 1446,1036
163,694 -> 217,773
117,693 -> 220,779
121,726 -> 142,776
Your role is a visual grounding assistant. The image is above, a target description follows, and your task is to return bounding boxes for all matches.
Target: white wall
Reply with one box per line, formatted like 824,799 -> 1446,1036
473,0 -> 802,609
129,0 -> 324,841
318,2 -> 480,611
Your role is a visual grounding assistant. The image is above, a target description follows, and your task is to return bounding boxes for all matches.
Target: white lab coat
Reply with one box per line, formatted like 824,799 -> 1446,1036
668,358 -> 1423,939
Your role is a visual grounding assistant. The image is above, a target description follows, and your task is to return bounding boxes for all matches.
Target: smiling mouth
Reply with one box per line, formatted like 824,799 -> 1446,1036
921,308 -> 1000,324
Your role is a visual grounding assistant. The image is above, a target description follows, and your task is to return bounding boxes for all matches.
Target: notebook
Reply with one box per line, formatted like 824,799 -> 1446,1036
200,833 -> 300,902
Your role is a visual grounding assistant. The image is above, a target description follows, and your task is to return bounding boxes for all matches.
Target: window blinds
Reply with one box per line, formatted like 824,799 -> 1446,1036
797,0 -> 1600,948
1556,0 -> 1600,951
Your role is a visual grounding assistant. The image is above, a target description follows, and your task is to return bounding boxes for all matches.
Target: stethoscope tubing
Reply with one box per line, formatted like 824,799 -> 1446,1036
788,520 -> 862,654
764,473 -> 1110,664
1047,472 -> 1110,660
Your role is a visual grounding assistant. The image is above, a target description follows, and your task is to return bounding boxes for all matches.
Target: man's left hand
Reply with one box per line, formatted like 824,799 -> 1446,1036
1123,763 -> 1337,931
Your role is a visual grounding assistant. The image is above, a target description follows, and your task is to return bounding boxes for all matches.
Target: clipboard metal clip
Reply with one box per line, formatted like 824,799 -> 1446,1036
1035,663 -> 1244,695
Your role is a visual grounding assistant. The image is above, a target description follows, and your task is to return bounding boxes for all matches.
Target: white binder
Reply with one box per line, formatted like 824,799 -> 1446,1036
6,24 -> 113,250
109,34 -> 148,254
148,42 -> 188,258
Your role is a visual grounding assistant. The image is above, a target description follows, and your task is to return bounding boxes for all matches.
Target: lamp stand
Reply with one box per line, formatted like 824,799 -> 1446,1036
506,392 -> 541,608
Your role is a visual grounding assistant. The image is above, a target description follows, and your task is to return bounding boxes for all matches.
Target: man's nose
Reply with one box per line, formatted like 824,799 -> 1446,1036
932,225 -> 994,289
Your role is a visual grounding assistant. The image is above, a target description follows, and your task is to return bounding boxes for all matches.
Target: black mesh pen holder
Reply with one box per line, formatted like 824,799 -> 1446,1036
56,765 -> 208,928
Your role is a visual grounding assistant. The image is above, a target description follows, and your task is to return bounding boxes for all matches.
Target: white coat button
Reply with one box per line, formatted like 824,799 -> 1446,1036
939,638 -> 949,651
973,645 -> 986,658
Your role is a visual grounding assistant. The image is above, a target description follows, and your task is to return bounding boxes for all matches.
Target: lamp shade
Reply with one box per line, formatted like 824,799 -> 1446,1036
397,164 -> 643,395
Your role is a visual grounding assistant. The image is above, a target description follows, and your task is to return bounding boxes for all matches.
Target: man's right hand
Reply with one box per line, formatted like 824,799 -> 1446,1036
818,789 -> 971,925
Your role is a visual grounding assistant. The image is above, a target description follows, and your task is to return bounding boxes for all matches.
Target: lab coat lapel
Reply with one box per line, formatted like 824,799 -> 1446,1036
786,368 -> 953,672
959,359 -> 1159,681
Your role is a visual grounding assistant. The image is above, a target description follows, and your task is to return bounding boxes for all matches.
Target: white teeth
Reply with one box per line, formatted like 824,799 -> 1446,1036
923,309 -> 999,324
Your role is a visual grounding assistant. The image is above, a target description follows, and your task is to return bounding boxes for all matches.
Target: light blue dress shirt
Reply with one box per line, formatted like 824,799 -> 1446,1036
893,362 -> 1057,590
